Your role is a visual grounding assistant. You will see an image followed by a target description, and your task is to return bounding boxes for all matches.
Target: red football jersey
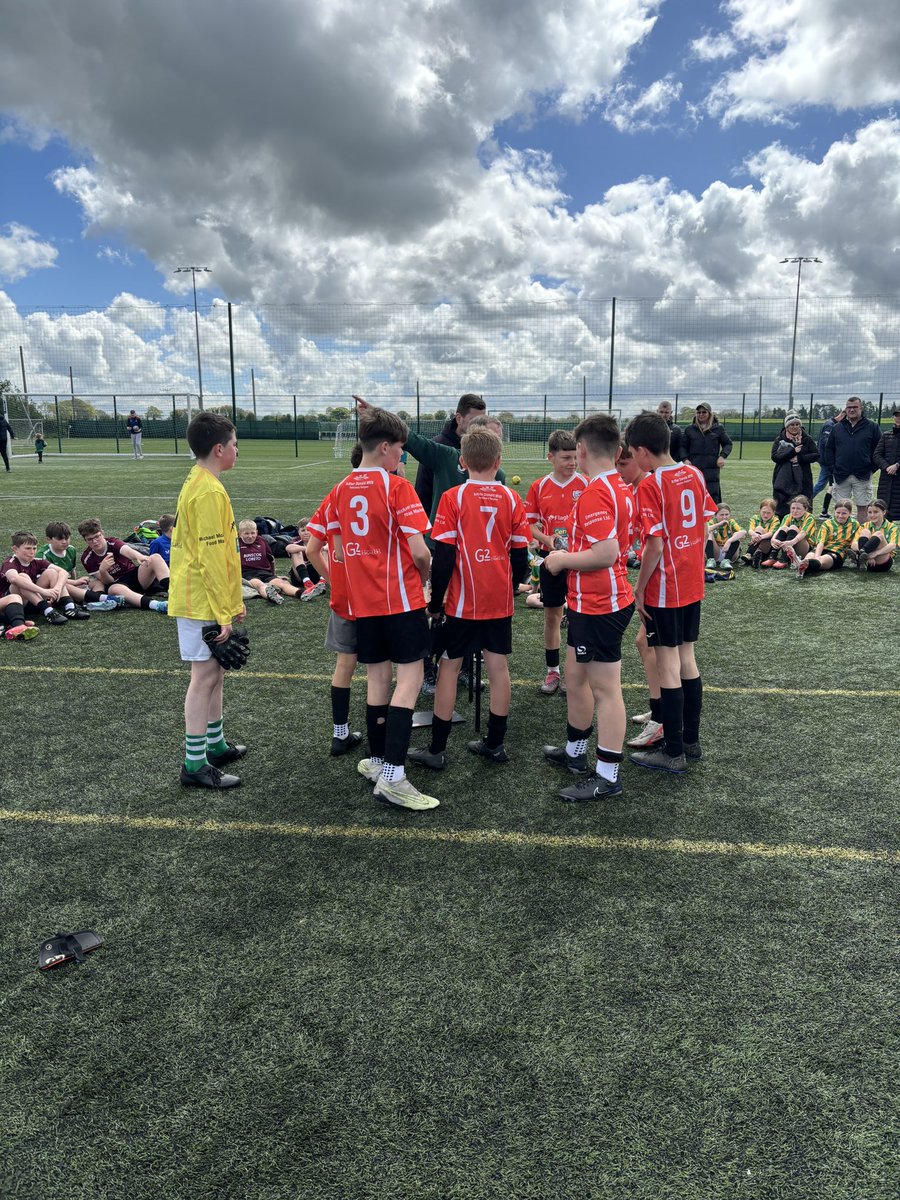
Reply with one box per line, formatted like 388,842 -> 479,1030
524,472 -> 588,548
80,537 -> 134,581
637,463 -> 717,608
308,494 -> 351,621
0,554 -> 53,596
566,470 -> 635,615
432,480 -> 531,620
327,468 -> 430,617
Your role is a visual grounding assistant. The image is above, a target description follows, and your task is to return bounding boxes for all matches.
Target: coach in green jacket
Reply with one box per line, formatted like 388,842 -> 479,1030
403,423 -> 507,531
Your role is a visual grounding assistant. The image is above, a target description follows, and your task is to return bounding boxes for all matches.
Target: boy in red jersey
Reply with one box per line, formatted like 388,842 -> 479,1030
524,429 -> 588,696
541,414 -> 636,803
328,407 -> 436,811
625,411 -> 717,773
409,426 -> 530,770
306,443 -> 364,757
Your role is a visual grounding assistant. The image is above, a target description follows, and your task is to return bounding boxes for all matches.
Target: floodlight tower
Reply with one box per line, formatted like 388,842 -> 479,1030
175,266 -> 212,408
780,256 -> 822,408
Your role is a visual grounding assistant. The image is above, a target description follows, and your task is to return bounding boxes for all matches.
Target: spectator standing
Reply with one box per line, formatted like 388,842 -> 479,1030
770,413 -> 819,516
126,410 -> 144,459
412,393 -> 487,520
0,409 -> 14,471
873,406 -> 900,521
812,410 -> 844,519
823,396 -> 880,521
656,400 -> 682,461
680,402 -> 732,503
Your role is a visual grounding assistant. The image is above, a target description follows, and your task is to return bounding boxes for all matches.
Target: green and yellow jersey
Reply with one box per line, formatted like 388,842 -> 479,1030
778,512 -> 817,541
817,516 -> 860,556
711,517 -> 741,546
863,519 -> 899,546
749,513 -> 779,535
169,466 -> 242,624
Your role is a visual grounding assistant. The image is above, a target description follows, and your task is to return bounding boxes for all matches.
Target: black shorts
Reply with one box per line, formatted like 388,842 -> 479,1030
566,604 -> 634,664
867,557 -> 893,573
355,609 -> 430,665
825,552 -> 844,570
437,615 -> 512,660
643,599 -> 701,648
539,562 -> 567,608
113,568 -> 145,594
243,569 -> 275,583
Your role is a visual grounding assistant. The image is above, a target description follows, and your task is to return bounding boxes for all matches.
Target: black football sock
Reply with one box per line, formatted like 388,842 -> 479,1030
289,565 -> 304,588
649,696 -> 662,723
705,538 -> 715,560
429,715 -> 453,755
860,536 -> 879,553
63,600 -> 76,613
566,722 -> 593,757
42,604 -> 54,617
331,685 -> 351,726
820,493 -> 831,515
681,676 -> 703,745
545,648 -> 560,670
84,588 -> 104,604
659,687 -> 684,758
3,600 -> 25,627
306,563 -> 321,585
595,746 -> 624,782
139,595 -> 153,609
805,559 -> 823,573
485,711 -> 508,750
366,703 -> 389,760
383,705 -> 414,770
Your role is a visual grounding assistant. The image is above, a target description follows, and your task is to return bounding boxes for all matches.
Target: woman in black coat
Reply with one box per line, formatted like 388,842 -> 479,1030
770,414 -> 819,517
681,402 -> 732,503
873,408 -> 900,520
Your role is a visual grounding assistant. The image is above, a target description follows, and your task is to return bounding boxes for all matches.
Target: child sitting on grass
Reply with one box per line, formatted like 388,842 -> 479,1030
705,503 -> 745,570
284,520 -> 327,600
796,499 -> 859,578
743,498 -> 780,567
0,593 -> 39,640
148,514 -> 175,565
0,532 -> 78,625
238,520 -> 303,604
763,496 -> 817,569
78,518 -> 169,612
38,521 -> 116,612
851,500 -> 898,572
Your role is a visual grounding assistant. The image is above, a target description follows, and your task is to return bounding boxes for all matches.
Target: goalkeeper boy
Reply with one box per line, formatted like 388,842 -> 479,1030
169,412 -> 246,789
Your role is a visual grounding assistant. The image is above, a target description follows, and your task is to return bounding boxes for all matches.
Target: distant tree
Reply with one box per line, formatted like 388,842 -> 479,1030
146,405 -> 163,420
431,409 -> 447,421
497,411 -> 515,422
326,405 -> 353,422
396,410 -> 412,423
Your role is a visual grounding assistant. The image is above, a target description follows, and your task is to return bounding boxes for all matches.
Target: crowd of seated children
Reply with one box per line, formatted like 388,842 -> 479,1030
705,504 -> 746,570
38,521 -> 118,612
238,519 -> 304,604
0,531 -> 89,630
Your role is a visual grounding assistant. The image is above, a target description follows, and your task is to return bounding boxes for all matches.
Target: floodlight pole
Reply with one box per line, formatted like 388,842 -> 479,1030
175,266 -> 211,409
781,256 -> 821,407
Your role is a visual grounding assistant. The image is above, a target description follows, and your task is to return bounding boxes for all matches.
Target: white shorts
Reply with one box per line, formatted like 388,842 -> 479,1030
176,616 -> 218,661
833,475 -> 873,506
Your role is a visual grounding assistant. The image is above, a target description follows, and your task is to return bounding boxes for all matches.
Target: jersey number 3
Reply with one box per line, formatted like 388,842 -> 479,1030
349,495 -> 369,536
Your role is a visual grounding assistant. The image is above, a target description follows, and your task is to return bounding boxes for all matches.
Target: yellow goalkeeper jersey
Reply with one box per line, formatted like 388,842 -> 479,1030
168,466 -> 242,624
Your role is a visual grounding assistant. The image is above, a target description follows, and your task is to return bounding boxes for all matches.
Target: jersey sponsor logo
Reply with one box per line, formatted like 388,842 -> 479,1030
474,547 -> 503,563
674,534 -> 691,549
343,541 -> 379,558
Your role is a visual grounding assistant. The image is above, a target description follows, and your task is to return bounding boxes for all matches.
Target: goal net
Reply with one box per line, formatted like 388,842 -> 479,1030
499,412 -> 622,461
4,393 -> 201,456
333,419 -> 358,459
8,417 -> 44,456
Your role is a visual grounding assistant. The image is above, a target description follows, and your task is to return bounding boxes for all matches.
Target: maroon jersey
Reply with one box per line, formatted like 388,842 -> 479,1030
80,537 -> 135,582
0,555 -> 53,596
239,536 -> 275,574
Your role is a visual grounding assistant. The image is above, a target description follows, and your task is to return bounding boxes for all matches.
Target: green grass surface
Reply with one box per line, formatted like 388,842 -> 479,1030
1,443 -> 896,1200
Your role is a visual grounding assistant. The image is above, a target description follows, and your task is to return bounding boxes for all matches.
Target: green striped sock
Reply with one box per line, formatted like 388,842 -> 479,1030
184,733 -> 208,774
206,717 -> 228,756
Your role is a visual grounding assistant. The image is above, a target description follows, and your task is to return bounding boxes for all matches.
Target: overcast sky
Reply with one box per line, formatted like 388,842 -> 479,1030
1,0 -> 899,404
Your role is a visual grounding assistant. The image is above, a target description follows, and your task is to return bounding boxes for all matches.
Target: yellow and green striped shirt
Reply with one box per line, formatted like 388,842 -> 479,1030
817,516 -> 860,556
712,517 -> 741,546
863,519 -> 899,546
749,513 -> 779,535
778,512 -> 817,541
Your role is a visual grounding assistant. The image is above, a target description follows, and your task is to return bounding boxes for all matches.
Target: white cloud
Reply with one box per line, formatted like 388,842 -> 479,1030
0,223 -> 57,282
706,0 -> 900,124
604,76 -> 683,133
690,33 -> 736,62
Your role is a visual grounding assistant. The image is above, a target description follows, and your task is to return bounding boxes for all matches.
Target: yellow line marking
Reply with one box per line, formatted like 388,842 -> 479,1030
0,807 -> 892,864
1,664 -> 898,699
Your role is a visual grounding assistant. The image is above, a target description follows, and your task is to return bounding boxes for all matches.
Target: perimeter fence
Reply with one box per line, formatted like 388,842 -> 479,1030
2,296 -> 899,455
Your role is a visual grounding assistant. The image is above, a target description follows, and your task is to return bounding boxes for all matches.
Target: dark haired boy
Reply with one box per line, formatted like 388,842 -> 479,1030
328,405 -> 436,811
409,426 -> 530,769
525,429 -> 587,695
148,514 -> 175,565
541,414 -> 636,802
0,532 -> 72,626
78,518 -> 169,612
169,412 -> 245,788
39,521 -> 112,613
624,412 -> 717,772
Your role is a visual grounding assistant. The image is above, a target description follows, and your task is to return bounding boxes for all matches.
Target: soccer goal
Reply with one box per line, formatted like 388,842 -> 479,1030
333,419 -> 358,459
5,393 -> 201,456
8,416 -> 44,456
501,412 -> 622,460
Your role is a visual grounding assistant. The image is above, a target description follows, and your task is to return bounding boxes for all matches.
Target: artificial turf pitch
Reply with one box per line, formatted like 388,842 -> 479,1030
1,441 -> 896,1199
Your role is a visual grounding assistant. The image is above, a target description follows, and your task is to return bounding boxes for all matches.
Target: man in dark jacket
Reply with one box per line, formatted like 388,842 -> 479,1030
656,400 -> 682,461
0,410 -> 14,471
823,396 -> 881,521
873,406 -> 900,520
413,393 -> 486,516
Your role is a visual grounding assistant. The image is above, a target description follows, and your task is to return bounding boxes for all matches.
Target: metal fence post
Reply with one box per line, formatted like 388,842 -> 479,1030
172,394 -> 179,454
293,394 -> 299,457
54,396 -> 62,453
112,394 -> 120,454
416,380 -> 420,433
877,392 -> 884,430
739,392 -> 746,459
607,297 -> 616,412
228,302 -> 237,423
